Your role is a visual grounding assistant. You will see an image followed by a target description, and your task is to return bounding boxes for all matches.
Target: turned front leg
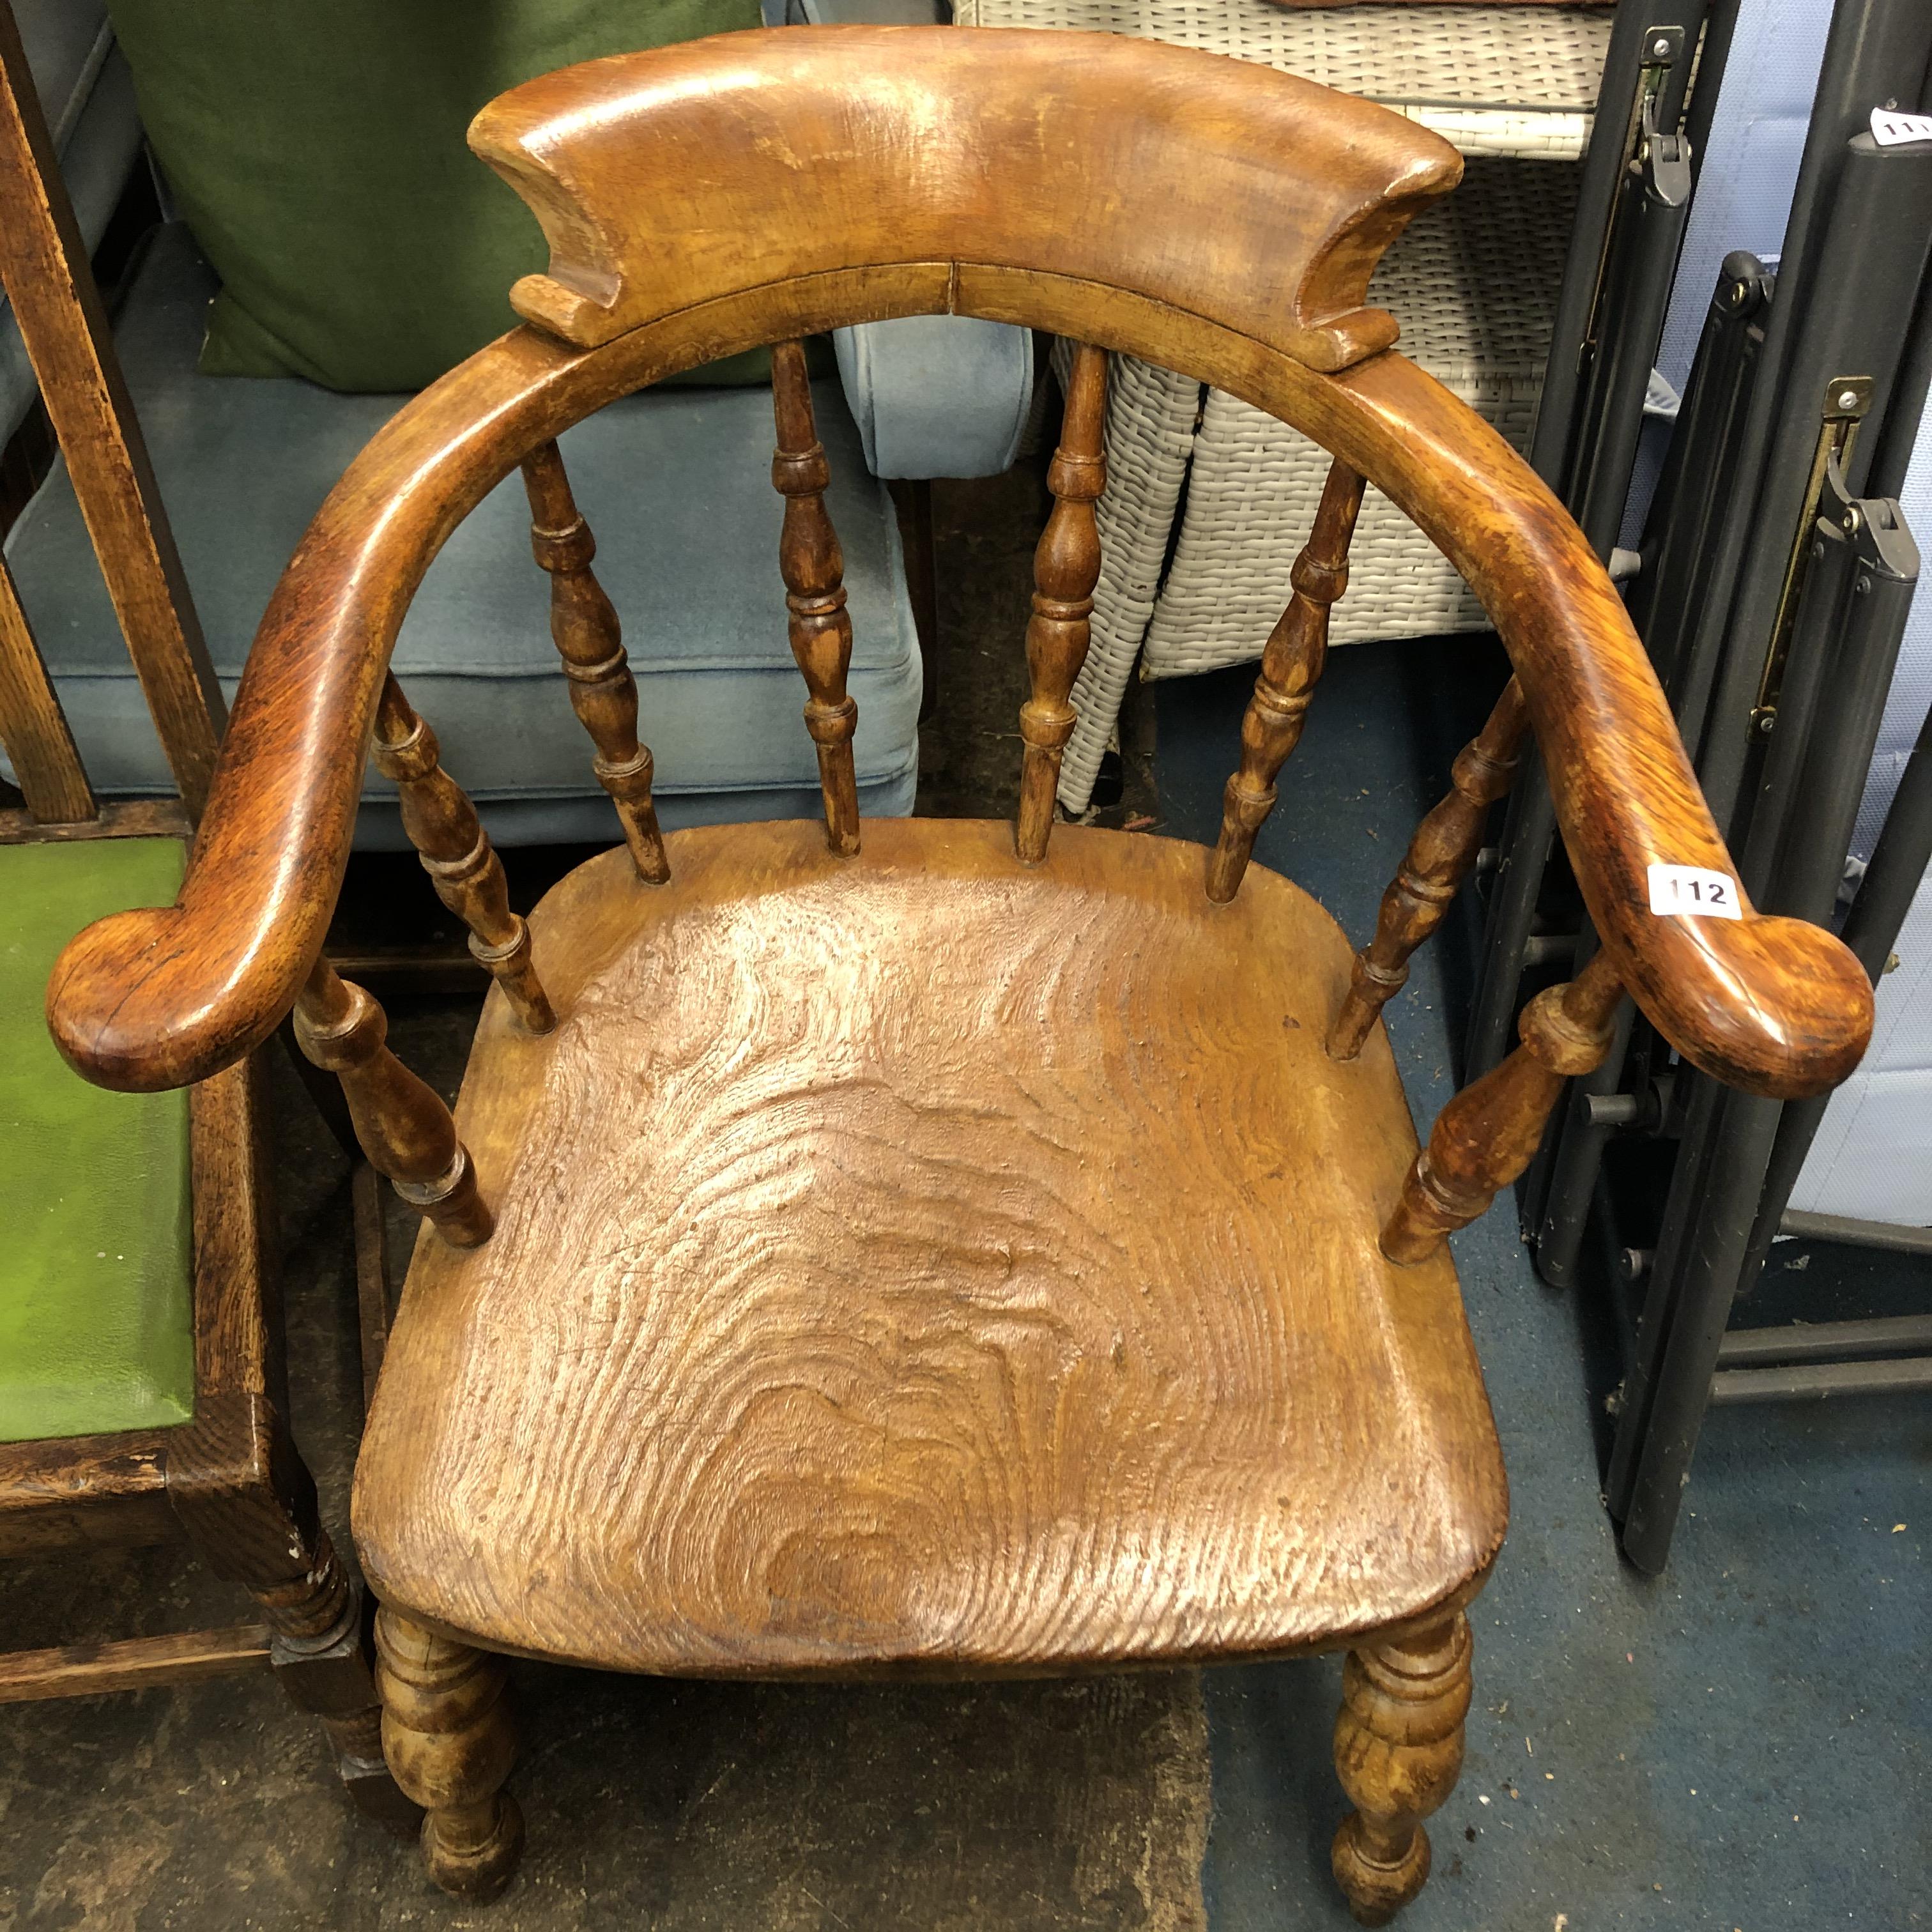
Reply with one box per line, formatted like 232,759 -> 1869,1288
1204,457 -> 1365,902
1382,951 -> 1621,1264
1330,678 -> 1527,1058
293,958 -> 493,1246
1016,341 -> 1107,864
375,1609 -> 523,1901
1331,1611 -> 1473,1926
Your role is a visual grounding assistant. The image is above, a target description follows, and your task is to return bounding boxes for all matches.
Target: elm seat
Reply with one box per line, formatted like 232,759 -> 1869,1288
3,227 -> 924,848
352,818 -> 1509,1675
0,838 -> 191,1442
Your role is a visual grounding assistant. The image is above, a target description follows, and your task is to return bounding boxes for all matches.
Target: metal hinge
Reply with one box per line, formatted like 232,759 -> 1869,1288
1751,376 -> 1875,735
1579,25 -> 1691,376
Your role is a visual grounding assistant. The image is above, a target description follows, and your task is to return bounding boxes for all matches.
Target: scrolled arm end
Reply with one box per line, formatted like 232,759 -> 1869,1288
47,902 -> 293,1095
1617,905 -> 1873,1102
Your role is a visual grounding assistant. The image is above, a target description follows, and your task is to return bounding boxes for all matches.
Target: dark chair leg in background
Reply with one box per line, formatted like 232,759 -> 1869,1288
353,1161 -> 394,1416
279,1013 -> 358,1159
167,1392 -> 418,1834
890,477 -> 940,723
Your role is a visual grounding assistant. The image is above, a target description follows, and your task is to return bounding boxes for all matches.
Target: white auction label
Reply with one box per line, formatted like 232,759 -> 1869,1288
1871,107 -> 1932,148
1647,862 -> 1742,919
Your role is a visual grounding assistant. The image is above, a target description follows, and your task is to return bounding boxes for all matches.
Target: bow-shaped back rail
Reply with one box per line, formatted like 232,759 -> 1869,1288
44,27 -> 1870,1100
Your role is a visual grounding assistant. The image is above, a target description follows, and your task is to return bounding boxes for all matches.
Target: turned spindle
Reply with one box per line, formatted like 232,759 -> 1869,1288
1331,1612 -> 1474,1926
1016,342 -> 1108,864
1204,458 -> 1365,903
1330,678 -> 1528,1058
1381,951 -> 1621,1265
520,439 -> 670,884
293,958 -> 493,1246
372,676 -> 553,1032
771,338 -> 859,855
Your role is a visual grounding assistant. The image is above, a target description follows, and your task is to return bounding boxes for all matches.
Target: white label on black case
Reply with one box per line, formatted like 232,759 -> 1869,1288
1647,862 -> 1742,919
1871,107 -> 1932,148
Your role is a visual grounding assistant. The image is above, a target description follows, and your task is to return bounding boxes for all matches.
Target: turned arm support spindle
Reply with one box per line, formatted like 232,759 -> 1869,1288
1330,677 -> 1528,1059
371,676 -> 553,1033
520,439 -> 670,884
771,338 -> 859,855
1205,457 -> 1365,903
1381,951 -> 1621,1265
1017,342 -> 1108,864
293,958 -> 493,1247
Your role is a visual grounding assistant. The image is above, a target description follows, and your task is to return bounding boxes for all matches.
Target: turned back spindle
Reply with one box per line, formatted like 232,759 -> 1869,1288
521,440 -> 671,884
371,675 -> 553,1034
1205,457 -> 1364,902
1016,343 -> 1108,864
1330,678 -> 1528,1059
771,338 -> 860,856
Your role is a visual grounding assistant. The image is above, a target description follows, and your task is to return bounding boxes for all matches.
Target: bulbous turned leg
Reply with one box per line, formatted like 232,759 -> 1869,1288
1330,1611 -> 1472,1926
374,1607 -> 524,1901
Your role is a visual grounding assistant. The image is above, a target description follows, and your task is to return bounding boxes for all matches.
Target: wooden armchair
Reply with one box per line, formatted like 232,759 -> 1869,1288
44,27 -> 1871,1923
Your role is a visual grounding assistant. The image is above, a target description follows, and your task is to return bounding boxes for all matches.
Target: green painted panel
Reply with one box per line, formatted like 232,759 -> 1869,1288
0,838 -> 193,1441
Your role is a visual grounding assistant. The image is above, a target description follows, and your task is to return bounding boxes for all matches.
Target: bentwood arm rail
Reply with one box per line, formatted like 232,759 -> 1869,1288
43,26 -> 1871,1103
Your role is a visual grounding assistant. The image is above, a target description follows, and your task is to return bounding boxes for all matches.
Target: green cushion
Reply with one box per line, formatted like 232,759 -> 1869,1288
0,838 -> 193,1442
102,0 -> 767,393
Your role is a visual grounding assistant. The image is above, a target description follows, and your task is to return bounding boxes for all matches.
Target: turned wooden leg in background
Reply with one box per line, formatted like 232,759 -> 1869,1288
1331,1611 -> 1473,1926
375,1608 -> 523,1901
263,1552 -> 418,1836
167,1387 -> 413,1830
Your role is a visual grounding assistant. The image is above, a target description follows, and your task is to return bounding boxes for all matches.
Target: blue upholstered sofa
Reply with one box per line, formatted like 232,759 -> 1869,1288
1,0 -> 1033,848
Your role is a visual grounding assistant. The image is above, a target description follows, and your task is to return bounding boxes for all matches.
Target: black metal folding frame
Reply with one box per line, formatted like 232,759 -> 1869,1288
1459,0 -> 1932,1578
1468,0 -> 1932,1081
1610,473 -> 1920,1574
1465,0 -> 1712,1082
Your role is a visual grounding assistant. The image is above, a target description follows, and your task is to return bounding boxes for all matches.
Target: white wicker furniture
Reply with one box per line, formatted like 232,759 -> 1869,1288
958,0 -> 1610,808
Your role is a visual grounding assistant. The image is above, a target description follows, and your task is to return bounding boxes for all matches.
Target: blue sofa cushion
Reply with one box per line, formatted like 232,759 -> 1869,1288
4,226 -> 921,845
797,0 -> 1037,482
834,314 -> 1034,480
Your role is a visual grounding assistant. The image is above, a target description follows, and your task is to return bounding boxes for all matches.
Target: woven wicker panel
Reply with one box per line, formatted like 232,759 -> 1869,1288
1142,154 -> 1575,679
1050,341 -> 1205,808
954,0 -> 1611,159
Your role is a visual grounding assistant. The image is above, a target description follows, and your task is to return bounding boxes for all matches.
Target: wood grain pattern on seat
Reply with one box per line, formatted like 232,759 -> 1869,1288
354,818 -> 1506,1678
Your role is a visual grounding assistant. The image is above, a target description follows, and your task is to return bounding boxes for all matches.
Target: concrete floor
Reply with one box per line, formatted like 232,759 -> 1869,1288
4,459 -> 1928,1928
